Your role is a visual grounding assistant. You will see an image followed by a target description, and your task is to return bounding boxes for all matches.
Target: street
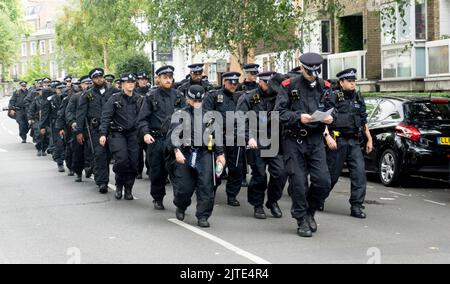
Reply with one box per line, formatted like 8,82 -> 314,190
0,96 -> 449,264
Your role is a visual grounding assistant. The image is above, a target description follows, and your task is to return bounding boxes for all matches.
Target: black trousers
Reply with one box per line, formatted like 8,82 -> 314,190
172,149 -> 215,219
247,150 -> 287,207
137,140 -> 149,175
109,131 -> 139,188
52,125 -> 65,166
325,137 -> 367,208
218,146 -> 244,198
15,110 -> 29,140
72,131 -> 93,176
64,128 -> 74,171
84,127 -> 110,186
147,139 -> 168,201
32,123 -> 49,151
283,136 -> 331,219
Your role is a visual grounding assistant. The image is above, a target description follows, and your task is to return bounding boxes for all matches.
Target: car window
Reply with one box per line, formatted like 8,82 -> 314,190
365,98 -> 379,121
406,102 -> 450,122
370,100 -> 402,123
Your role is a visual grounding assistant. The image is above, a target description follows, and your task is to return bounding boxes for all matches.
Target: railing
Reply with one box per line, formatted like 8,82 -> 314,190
426,39 -> 450,77
324,50 -> 367,80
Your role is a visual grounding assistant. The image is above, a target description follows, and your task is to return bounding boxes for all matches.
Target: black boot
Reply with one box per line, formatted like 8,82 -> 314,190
153,200 -> 165,210
75,174 -> 82,183
99,184 -> 108,194
124,187 -> 134,200
136,174 -> 143,180
68,170 -> 75,177
254,206 -> 267,219
58,165 -> 65,173
306,211 -> 317,233
297,216 -> 313,238
42,150 -> 47,156
198,218 -> 210,228
115,185 -> 123,200
227,196 -> 240,207
176,208 -> 185,221
85,168 -> 93,179
266,202 -> 283,218
351,206 -> 367,219
37,151 -> 42,157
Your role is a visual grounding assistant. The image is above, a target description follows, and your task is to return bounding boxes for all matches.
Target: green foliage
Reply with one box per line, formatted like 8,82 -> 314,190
115,52 -> 152,77
20,56 -> 50,83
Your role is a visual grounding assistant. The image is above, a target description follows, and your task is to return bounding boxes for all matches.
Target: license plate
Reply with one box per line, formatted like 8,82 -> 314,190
438,137 -> 450,145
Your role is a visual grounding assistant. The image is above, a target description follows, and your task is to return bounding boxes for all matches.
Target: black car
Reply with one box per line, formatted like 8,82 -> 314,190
364,96 -> 450,187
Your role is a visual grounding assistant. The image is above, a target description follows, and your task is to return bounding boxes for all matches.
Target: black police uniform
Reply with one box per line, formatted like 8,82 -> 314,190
27,90 -> 49,155
177,64 -> 213,97
274,53 -> 333,237
203,72 -> 243,205
138,66 -> 186,206
41,86 -> 64,167
135,72 -> 151,178
76,68 -> 118,191
324,68 -> 368,218
66,87 -> 93,181
9,85 -> 30,142
55,87 -> 75,174
236,75 -> 288,218
167,85 -> 224,227
100,75 -> 144,200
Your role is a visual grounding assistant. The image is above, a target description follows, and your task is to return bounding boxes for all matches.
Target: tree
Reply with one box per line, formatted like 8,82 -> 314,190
21,56 -> 51,84
115,52 -> 153,77
55,0 -> 150,73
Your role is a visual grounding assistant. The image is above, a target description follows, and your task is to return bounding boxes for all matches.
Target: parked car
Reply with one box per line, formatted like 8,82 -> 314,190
364,96 -> 450,187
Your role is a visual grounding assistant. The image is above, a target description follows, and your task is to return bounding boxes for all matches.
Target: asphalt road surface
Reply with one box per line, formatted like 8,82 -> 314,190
1,96 -> 449,264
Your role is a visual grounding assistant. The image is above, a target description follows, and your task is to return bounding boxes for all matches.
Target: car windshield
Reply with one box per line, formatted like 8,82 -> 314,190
407,102 -> 450,122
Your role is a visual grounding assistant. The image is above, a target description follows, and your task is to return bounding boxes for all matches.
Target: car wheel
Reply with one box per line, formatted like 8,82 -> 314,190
379,149 -> 400,187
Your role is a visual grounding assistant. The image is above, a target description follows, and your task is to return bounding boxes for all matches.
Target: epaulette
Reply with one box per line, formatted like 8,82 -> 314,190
281,79 -> 291,87
324,80 -> 331,88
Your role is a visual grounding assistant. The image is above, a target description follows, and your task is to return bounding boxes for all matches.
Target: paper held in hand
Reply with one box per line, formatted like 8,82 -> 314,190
310,108 -> 334,123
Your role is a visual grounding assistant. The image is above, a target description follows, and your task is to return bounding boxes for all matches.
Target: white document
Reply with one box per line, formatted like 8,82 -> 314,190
310,108 -> 334,123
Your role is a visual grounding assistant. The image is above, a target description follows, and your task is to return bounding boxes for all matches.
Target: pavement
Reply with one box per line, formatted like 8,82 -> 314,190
0,96 -> 449,264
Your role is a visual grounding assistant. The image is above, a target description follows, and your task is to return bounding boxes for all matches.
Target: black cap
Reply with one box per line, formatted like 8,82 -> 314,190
187,85 -> 206,101
243,64 -> 260,73
79,75 -> 91,84
299,53 -> 323,74
19,81 -> 27,86
89,68 -> 105,79
137,72 -> 149,80
114,79 -> 122,84
104,74 -> 115,81
156,65 -> 175,76
223,72 -> 241,84
56,83 -> 66,90
64,76 -> 73,82
336,68 -> 357,80
50,81 -> 61,88
120,73 -> 137,82
188,63 -> 204,73
257,71 -> 277,82
42,78 -> 51,83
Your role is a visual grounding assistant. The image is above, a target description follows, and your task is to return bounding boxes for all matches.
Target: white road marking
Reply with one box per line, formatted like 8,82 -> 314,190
0,148 -> 7,153
380,197 -> 396,201
389,191 -> 411,197
424,200 -> 446,206
168,218 -> 271,264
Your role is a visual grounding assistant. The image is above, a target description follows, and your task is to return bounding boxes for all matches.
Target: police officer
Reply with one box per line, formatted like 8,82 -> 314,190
76,68 -> 118,193
9,81 -> 30,143
41,83 -> 65,171
134,72 -> 151,179
203,72 -> 243,207
167,85 -> 226,227
138,65 -> 186,210
105,74 -> 115,85
323,68 -> 373,219
177,64 -> 213,97
275,53 -> 334,238
27,87 -> 49,156
237,64 -> 259,92
99,73 -> 144,200
237,71 -> 288,219
62,76 -> 75,98
67,75 -> 93,182
114,79 -> 122,90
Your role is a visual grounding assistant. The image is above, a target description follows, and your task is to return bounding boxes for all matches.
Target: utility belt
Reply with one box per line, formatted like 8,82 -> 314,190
181,145 -> 209,154
110,124 -> 136,134
331,130 -> 361,140
149,129 -> 164,138
88,118 -> 100,129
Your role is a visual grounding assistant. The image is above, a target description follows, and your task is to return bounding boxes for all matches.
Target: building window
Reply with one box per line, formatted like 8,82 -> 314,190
49,40 -> 55,54
31,42 -> 37,56
21,62 -> 28,75
428,45 -> 450,75
21,42 -> 27,57
40,41 -> 46,55
415,47 -> 426,77
50,61 -> 57,78
382,48 -> 412,78
415,0 -> 426,40
207,63 -> 217,84
321,20 -> 331,53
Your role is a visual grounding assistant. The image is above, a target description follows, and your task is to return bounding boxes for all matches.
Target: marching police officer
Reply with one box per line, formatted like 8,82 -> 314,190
203,71 -> 244,207
114,79 -> 122,90
323,68 -> 373,219
177,64 -> 213,97
27,87 -> 49,157
237,71 -> 288,219
9,81 -> 30,143
99,73 -> 144,200
138,65 -> 186,210
41,83 -> 65,172
76,68 -> 118,193
275,53 -> 334,237
135,72 -> 151,96
67,75 -> 93,182
167,85 -> 226,227
135,72 -> 151,179
105,74 -> 115,85
237,64 -> 259,92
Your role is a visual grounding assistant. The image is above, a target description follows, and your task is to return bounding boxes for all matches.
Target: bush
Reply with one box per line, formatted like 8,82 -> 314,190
115,52 -> 152,78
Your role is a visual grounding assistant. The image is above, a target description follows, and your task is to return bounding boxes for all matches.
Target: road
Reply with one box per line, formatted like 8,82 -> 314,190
0,96 -> 449,264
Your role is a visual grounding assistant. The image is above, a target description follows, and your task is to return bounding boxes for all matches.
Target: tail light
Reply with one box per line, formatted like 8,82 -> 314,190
395,123 -> 421,142
431,99 -> 449,104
